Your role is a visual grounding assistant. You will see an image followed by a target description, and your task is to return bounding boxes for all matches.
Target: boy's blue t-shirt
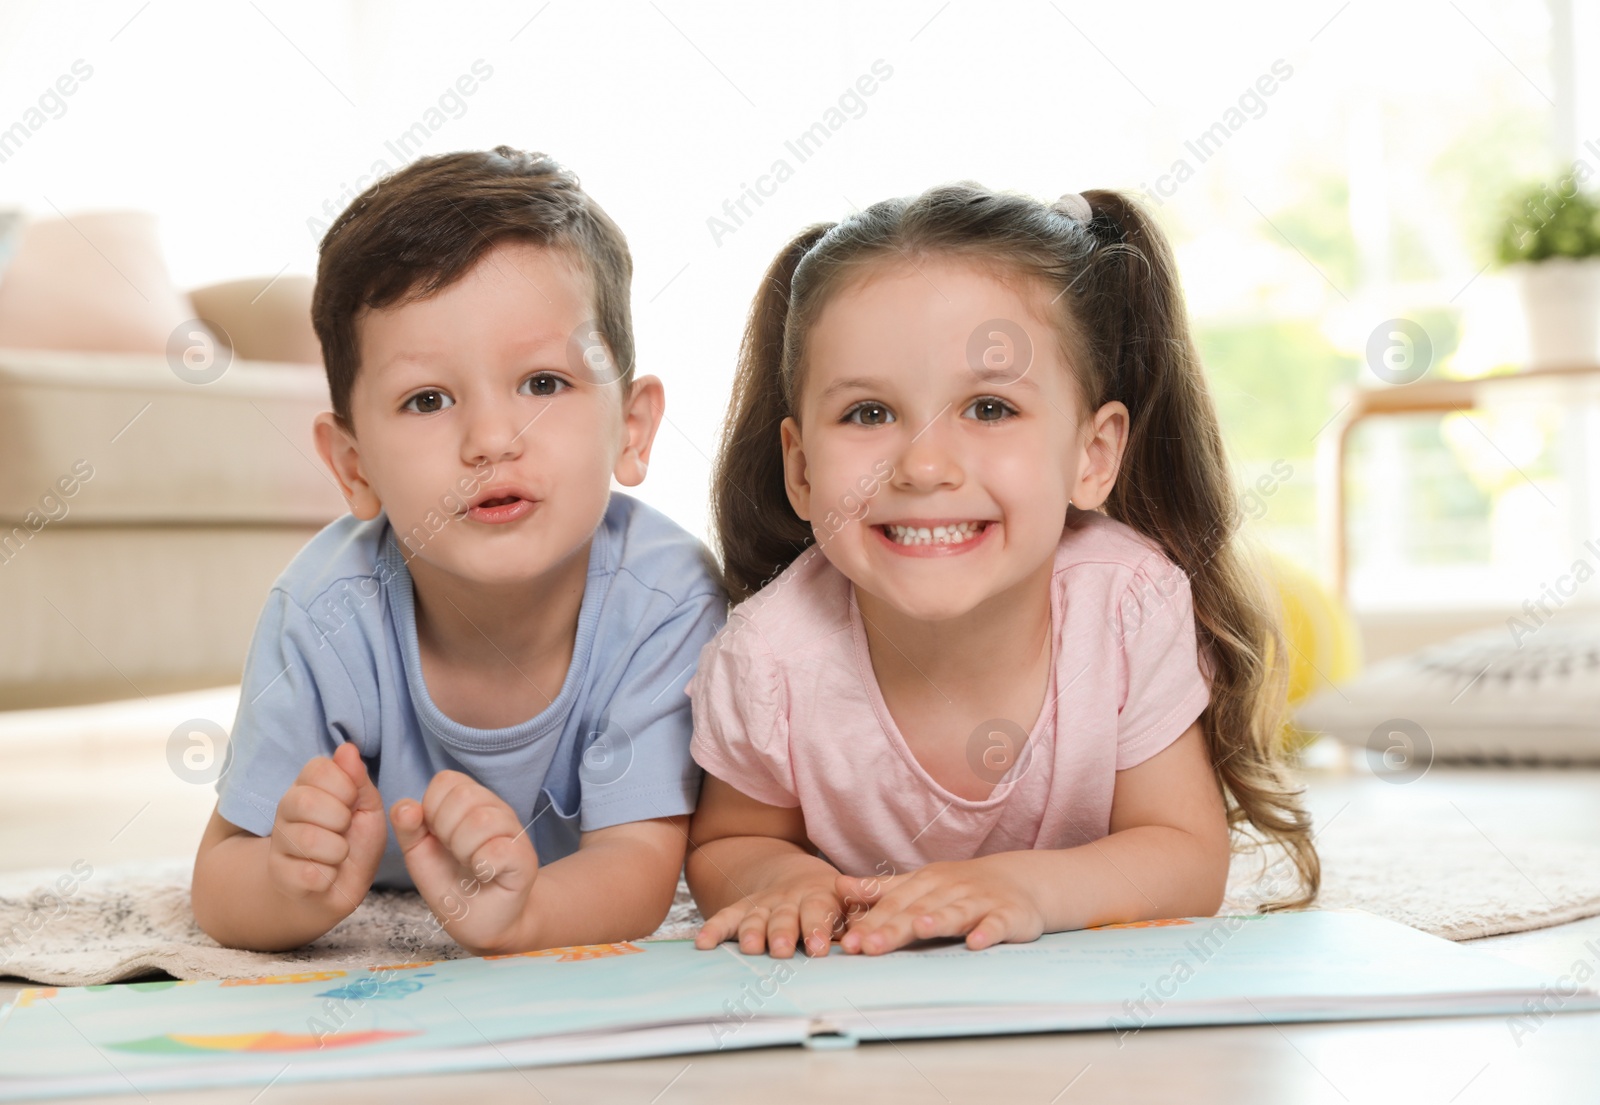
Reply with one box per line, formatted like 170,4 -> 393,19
215,492 -> 726,889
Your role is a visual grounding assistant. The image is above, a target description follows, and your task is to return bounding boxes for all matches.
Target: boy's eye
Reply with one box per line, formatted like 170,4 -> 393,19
402,389 -> 453,414
520,373 -> 570,398
843,402 -> 895,426
965,396 -> 1016,423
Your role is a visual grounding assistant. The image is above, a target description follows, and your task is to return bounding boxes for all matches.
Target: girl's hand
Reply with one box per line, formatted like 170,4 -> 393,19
694,868 -> 851,958
834,856 -> 1046,955
390,771 -> 540,955
267,742 -> 387,914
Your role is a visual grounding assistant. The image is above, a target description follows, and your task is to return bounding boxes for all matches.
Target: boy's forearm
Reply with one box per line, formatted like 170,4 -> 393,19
987,825 -> 1229,931
191,834 -> 353,952
485,838 -> 684,956
685,835 -> 835,919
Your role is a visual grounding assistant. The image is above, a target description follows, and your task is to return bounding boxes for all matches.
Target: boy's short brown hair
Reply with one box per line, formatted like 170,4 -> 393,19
311,146 -> 634,425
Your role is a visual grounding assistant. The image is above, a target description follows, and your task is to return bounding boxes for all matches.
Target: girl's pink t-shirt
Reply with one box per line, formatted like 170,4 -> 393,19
687,509 -> 1211,878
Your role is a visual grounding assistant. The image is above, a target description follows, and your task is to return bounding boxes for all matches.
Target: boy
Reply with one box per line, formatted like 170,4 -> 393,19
191,147 -> 724,954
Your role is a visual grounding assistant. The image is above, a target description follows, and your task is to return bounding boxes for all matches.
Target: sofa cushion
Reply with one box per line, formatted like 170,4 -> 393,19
0,211 -> 209,354
188,275 -> 321,366
0,349 -> 346,525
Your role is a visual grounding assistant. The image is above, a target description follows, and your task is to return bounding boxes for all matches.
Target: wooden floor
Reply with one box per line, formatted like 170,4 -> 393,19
2,688 -> 1599,1103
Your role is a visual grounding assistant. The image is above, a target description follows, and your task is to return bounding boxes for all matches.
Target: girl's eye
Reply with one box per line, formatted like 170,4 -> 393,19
402,389 -> 453,414
520,373 -> 569,398
843,402 -> 895,426
965,396 -> 1017,423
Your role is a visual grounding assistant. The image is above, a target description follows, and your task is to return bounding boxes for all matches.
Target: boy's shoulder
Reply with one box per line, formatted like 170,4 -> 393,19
599,492 -> 724,608
269,512 -> 394,614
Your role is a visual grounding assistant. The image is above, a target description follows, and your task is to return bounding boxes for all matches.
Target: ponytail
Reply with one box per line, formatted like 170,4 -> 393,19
1075,189 -> 1319,911
710,185 -> 1319,911
712,223 -> 832,602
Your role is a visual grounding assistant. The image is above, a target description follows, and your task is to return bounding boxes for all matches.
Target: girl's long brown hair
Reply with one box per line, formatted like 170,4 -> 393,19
712,184 -> 1318,911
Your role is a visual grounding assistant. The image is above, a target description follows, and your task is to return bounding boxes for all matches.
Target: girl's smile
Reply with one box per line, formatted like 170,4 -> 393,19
873,518 -> 995,555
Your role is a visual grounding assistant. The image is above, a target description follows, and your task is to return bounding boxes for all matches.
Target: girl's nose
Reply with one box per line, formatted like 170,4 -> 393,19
892,411 -> 963,492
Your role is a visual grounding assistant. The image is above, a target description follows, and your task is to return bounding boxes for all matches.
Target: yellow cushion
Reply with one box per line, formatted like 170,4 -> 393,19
1264,554 -> 1361,750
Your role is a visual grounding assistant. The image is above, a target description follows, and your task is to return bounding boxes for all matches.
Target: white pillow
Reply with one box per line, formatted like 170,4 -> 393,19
1295,614 -> 1600,768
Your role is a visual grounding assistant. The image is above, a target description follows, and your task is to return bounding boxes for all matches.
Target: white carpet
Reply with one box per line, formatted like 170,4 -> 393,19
5,824 -> 1600,986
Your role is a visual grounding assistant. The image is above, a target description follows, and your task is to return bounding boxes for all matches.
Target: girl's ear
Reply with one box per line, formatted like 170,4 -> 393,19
1070,400 -> 1129,511
313,412 -> 384,520
613,374 -> 665,487
779,416 -> 814,522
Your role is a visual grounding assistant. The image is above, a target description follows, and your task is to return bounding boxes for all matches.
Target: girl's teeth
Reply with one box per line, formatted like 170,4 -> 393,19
884,522 -> 985,546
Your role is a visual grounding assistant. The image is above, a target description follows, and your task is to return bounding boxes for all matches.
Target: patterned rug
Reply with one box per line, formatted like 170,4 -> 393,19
4,826 -> 1600,986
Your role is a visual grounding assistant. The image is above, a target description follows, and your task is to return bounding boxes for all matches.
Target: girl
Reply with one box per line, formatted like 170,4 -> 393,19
685,184 -> 1318,959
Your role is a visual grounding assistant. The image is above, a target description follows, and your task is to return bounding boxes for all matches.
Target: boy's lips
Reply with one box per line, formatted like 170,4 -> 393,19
466,486 -> 538,525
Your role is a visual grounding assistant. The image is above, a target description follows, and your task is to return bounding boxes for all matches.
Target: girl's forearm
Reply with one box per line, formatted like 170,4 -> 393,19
191,834 -> 353,951
987,825 -> 1230,931
685,835 -> 837,918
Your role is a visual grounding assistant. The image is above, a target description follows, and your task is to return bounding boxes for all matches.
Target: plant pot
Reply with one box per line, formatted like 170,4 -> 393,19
1514,257 -> 1600,368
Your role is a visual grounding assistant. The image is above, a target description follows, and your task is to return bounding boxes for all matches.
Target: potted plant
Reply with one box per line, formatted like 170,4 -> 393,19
1495,177 -> 1600,368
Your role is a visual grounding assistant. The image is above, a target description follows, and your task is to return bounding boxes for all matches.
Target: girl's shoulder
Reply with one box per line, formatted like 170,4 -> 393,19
1051,511 -> 1198,655
1052,509 -> 1186,589
714,544 -> 853,660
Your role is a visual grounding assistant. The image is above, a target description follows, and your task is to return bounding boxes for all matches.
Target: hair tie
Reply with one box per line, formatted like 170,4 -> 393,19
1054,192 -> 1092,223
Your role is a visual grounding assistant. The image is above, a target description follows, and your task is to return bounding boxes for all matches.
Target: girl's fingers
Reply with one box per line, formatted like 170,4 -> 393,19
966,911 -> 1015,951
912,898 -> 984,940
835,872 -> 904,910
694,904 -> 747,949
799,894 -> 841,956
736,907 -> 772,954
839,881 -> 929,952
695,893 -> 853,957
843,895 -> 923,954
841,875 -> 966,953
834,874 -> 871,906
765,903 -> 802,958
856,913 -> 919,955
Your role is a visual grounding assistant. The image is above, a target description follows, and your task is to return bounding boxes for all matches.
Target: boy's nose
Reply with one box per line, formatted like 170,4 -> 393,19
460,398 -> 526,465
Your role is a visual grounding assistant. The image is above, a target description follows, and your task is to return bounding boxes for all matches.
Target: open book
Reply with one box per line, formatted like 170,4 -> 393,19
2,908 -> 1594,1099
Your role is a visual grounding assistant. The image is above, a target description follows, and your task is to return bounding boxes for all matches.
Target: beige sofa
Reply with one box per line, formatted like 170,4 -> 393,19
0,210 -> 345,708
0,348 -> 345,708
